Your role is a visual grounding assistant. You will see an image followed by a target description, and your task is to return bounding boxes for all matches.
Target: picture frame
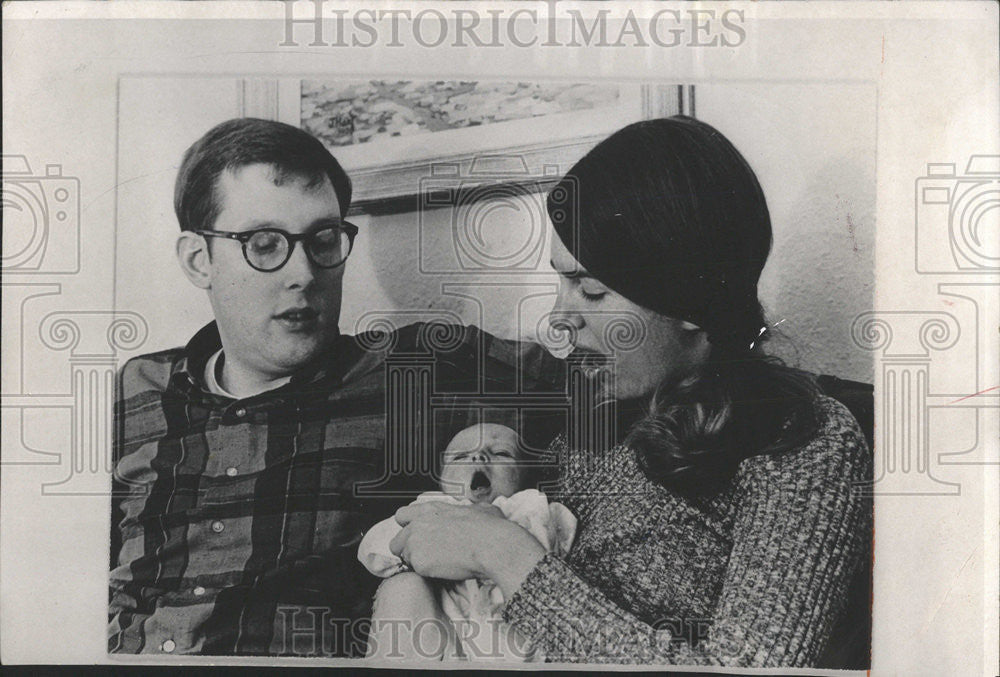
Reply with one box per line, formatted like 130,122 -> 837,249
242,78 -> 693,214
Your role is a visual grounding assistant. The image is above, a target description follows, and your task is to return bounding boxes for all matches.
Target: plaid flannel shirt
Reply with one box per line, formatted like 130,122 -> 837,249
109,321 -> 564,656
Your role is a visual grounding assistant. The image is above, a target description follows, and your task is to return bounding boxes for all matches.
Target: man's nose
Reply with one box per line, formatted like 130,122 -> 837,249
469,449 -> 488,463
282,241 -> 317,288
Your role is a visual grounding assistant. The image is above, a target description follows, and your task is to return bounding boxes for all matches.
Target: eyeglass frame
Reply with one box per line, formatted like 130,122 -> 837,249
193,221 -> 359,272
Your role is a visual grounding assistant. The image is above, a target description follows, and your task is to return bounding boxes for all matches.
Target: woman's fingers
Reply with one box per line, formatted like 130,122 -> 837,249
388,525 -> 408,559
394,501 -> 444,526
393,505 -> 413,526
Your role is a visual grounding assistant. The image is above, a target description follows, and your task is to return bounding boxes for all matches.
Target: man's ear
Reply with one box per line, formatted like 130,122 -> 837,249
176,231 -> 212,290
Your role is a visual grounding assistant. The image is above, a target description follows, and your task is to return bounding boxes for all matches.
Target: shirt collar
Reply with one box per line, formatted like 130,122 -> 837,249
174,321 -> 348,395
181,321 -> 224,387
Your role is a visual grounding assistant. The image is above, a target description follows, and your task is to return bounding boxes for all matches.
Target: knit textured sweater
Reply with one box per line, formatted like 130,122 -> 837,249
502,395 -> 872,667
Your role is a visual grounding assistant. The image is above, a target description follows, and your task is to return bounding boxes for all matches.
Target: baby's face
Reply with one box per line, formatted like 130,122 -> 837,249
439,423 -> 524,504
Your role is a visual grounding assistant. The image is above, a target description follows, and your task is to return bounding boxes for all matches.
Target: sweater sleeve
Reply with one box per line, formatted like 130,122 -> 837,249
501,400 -> 872,666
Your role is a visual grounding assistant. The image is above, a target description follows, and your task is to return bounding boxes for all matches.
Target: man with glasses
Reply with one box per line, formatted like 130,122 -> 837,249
108,118 -> 562,656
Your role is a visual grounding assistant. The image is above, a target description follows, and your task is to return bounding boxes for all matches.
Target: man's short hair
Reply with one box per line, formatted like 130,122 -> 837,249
174,117 -> 352,232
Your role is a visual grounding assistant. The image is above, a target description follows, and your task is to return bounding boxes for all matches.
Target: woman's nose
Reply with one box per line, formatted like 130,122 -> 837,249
549,290 -> 585,333
549,287 -> 585,350
549,312 -> 582,333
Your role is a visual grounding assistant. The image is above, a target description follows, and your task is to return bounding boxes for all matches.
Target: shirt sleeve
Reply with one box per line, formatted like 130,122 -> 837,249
107,356 -> 178,652
357,515 -> 408,578
501,410 -> 872,666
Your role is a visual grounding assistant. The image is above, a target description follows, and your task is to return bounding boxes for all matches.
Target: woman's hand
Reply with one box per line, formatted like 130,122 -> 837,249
389,501 -> 547,600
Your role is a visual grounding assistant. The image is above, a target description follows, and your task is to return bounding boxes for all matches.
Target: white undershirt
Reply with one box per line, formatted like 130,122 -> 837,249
204,349 -> 294,398
204,349 -> 239,398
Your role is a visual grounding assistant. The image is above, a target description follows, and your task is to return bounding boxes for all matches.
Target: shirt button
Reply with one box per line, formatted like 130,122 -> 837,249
225,467 -> 238,477
161,639 -> 176,653
235,408 -> 247,418
211,521 -> 225,533
193,586 -> 206,597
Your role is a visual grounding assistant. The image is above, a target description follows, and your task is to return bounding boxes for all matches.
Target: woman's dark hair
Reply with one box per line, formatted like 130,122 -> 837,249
547,116 -> 820,495
174,117 -> 352,233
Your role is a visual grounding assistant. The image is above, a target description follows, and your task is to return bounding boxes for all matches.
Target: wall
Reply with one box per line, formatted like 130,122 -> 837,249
115,79 -> 875,382
697,83 -> 876,381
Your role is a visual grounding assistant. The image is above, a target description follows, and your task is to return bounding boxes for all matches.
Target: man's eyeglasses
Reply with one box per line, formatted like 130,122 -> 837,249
194,222 -> 359,272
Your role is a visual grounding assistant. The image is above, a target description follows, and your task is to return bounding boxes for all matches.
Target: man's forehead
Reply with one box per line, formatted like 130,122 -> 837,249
219,162 -> 333,192
214,163 -> 341,228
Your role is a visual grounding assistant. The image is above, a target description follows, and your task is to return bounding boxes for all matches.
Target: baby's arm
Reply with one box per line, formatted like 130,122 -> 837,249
368,572 -> 459,660
358,493 -> 465,660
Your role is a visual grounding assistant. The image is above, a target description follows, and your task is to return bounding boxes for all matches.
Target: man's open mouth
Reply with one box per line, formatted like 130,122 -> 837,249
275,308 -> 318,323
469,470 -> 492,499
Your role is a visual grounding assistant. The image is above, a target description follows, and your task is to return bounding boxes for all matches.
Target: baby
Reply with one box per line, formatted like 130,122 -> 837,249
358,423 -> 576,662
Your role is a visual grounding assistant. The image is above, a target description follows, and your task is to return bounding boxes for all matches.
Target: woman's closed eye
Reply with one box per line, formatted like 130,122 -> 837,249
579,282 -> 608,302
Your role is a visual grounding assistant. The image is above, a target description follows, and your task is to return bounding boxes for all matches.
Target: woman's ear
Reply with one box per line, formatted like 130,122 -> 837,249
176,231 -> 212,290
677,319 -> 712,362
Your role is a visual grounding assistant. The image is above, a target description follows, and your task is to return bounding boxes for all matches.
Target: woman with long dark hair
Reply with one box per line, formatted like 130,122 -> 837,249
388,116 -> 872,667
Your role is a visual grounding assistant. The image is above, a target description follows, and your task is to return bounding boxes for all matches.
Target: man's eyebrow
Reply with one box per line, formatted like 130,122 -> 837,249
302,217 -> 346,232
549,260 -> 592,279
241,219 -> 281,230
240,217 -> 343,232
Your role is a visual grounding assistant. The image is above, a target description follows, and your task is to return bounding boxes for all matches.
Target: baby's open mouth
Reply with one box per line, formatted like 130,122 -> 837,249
469,470 -> 492,500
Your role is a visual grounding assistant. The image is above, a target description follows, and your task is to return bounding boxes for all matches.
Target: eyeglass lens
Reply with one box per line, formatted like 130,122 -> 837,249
245,227 -> 350,270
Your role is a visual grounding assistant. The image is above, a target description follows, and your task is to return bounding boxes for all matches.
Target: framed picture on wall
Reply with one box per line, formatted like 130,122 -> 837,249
242,78 -> 693,213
